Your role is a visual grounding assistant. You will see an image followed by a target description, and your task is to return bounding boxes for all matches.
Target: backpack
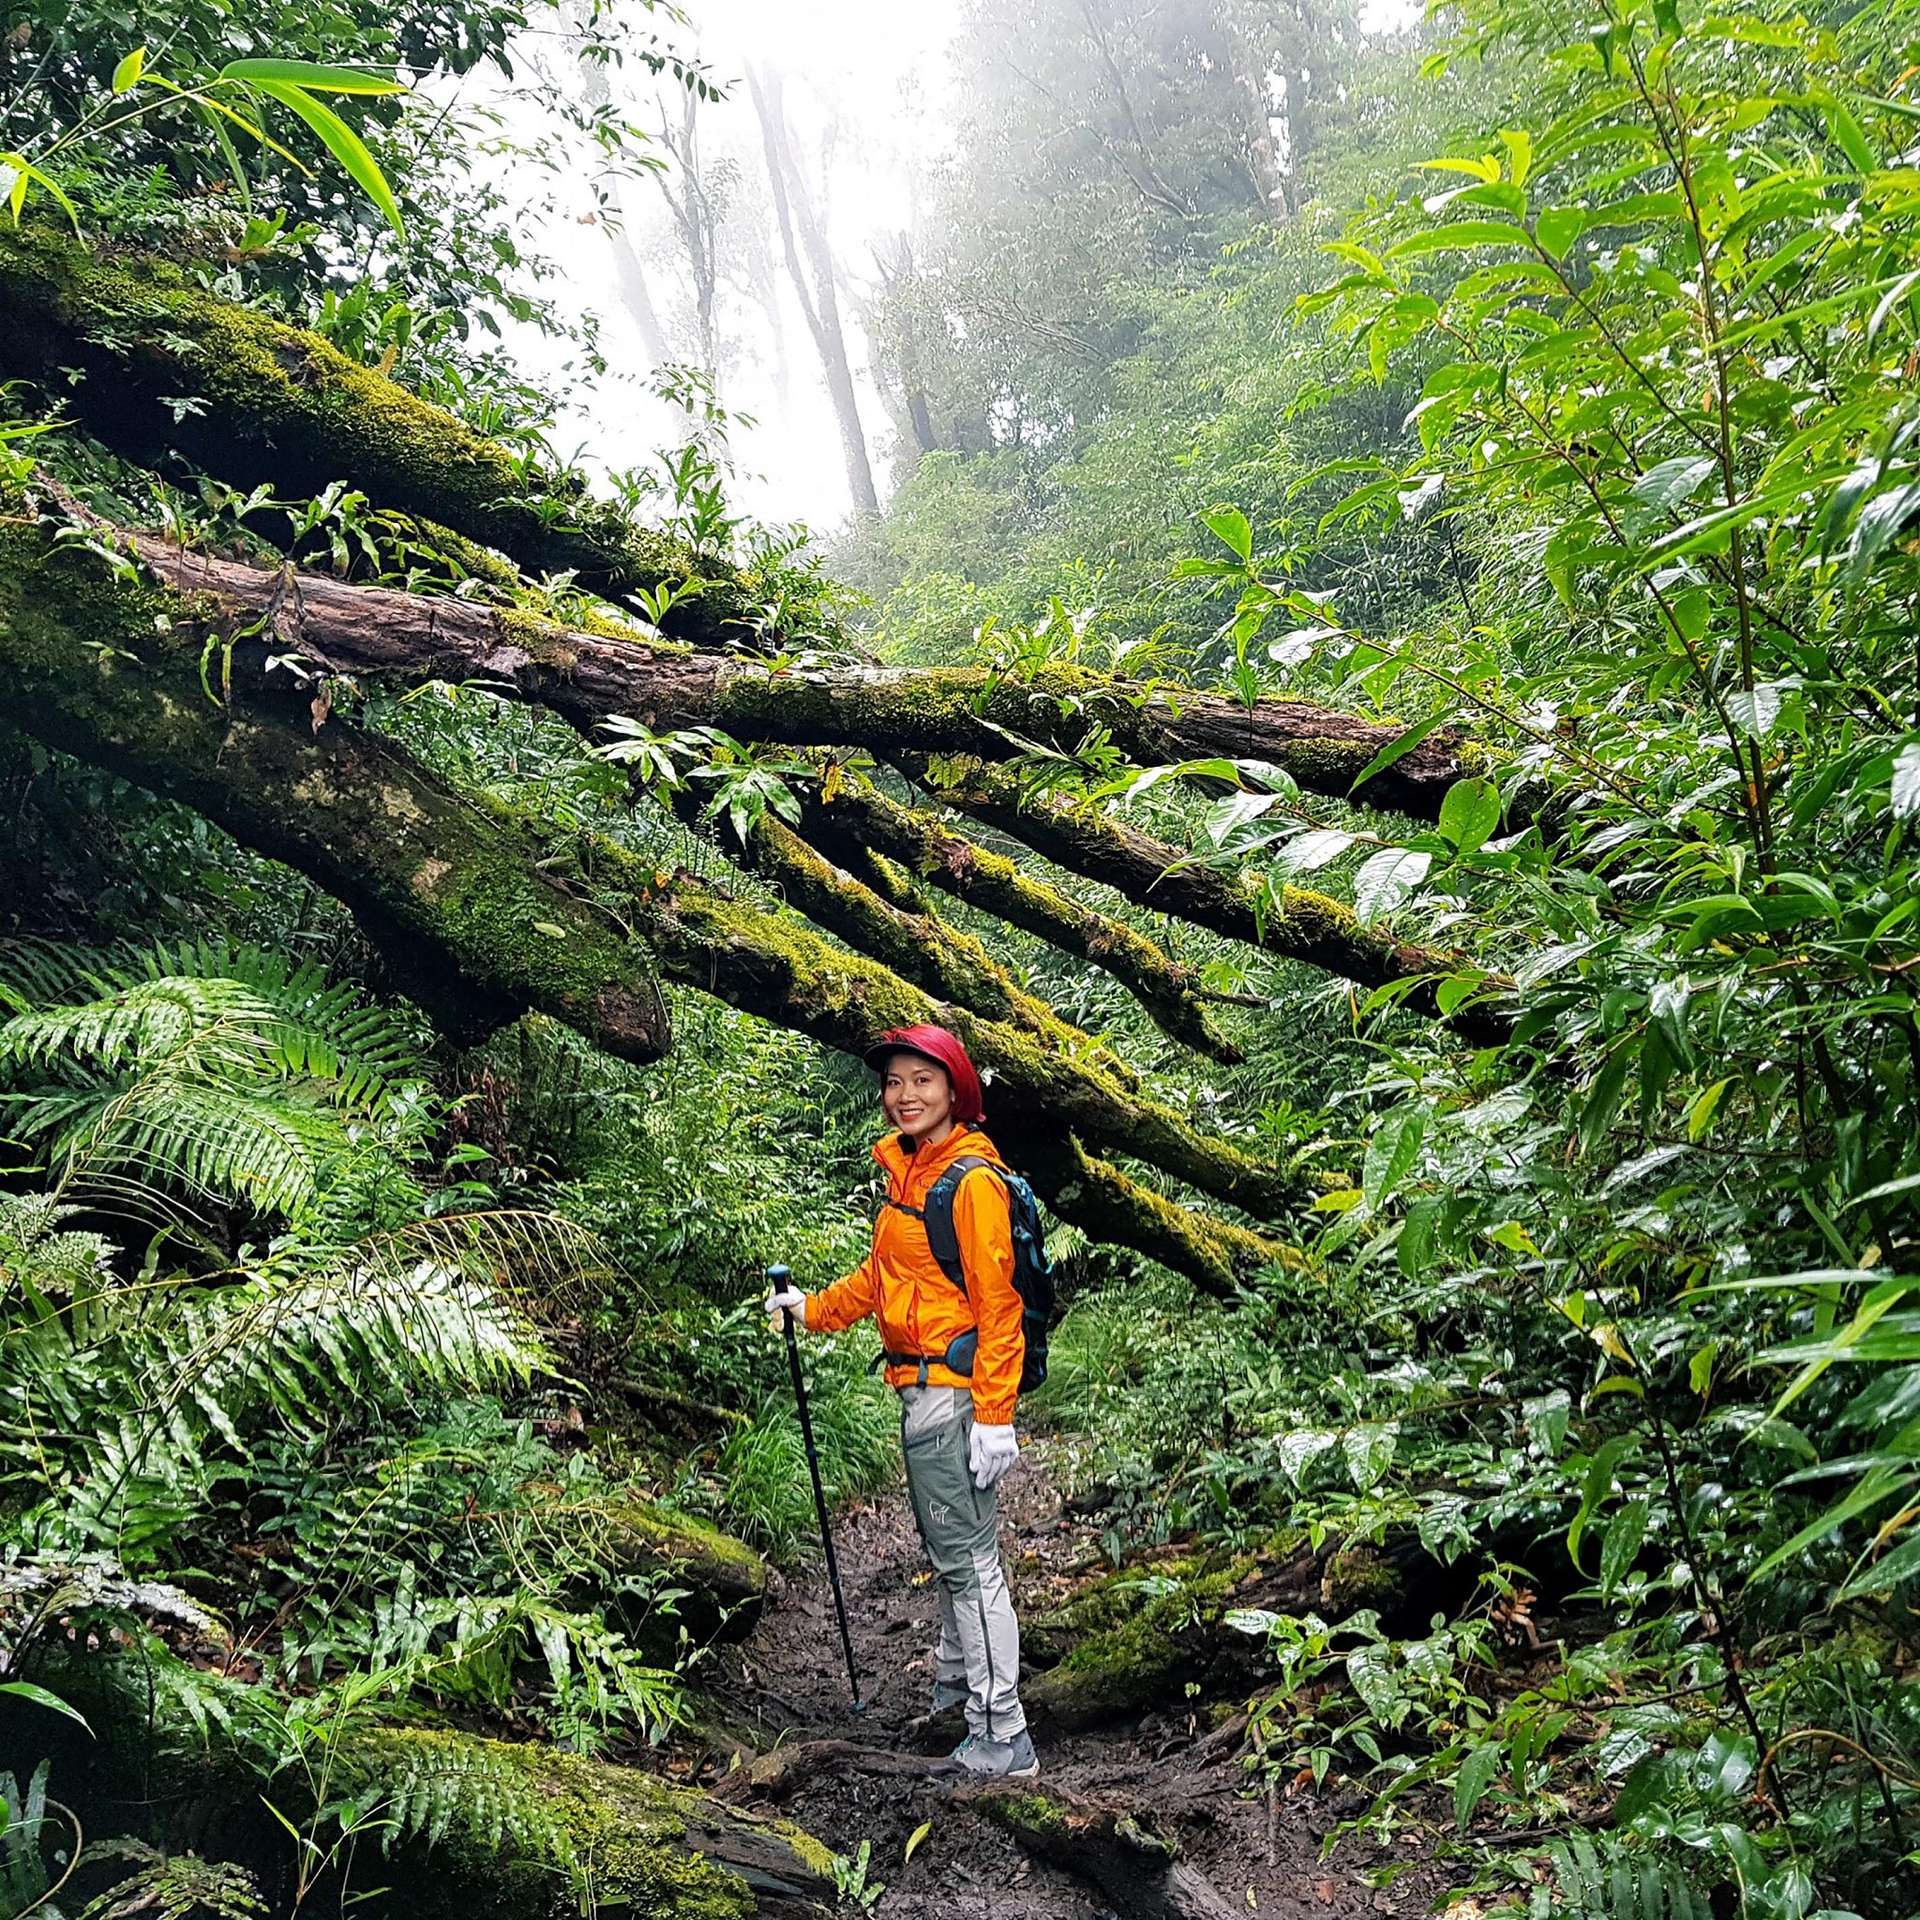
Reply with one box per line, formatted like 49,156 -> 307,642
890,1156 -> 1055,1395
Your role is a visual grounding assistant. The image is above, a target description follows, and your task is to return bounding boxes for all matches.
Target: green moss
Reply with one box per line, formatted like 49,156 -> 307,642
1025,1555 -> 1257,1728
0,502 -> 668,1062
1320,1544 -> 1404,1615
0,225 -> 733,623
982,1791 -> 1072,1838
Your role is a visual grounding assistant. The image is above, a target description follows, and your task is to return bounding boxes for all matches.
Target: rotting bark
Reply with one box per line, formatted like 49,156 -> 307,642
910,758 -> 1515,1044
0,501 -> 672,1062
793,776 -> 1241,1063
0,224 -> 746,634
110,530 -> 1475,818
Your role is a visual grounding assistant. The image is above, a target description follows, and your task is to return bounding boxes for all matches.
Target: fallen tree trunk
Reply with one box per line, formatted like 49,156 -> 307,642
0,224 -> 747,631
111,527 -> 1474,818
1,488 -> 1288,1285
684,794 -> 1144,1084
0,500 -> 672,1062
711,1743 -> 1240,1920
973,1785 -> 1242,1920
910,757 -> 1514,1044
7,1665 -> 836,1918
793,777 -> 1241,1062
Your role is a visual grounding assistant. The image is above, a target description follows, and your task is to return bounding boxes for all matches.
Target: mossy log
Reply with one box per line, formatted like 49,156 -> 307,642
974,1785 -> 1241,1920
0,224 -> 749,633
701,795 -> 1143,1085
591,1499 -> 769,1645
910,757 -> 1515,1045
109,527 -> 1473,818
587,836 -> 1305,1233
1023,1535 -> 1430,1731
6,1662 -> 835,1919
0,496 -> 671,1060
791,776 -> 1241,1063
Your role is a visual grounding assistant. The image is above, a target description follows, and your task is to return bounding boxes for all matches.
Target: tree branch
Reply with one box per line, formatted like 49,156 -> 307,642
117,533 -> 1475,817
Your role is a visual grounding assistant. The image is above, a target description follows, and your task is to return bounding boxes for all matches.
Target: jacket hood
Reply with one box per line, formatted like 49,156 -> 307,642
863,1025 -> 986,1125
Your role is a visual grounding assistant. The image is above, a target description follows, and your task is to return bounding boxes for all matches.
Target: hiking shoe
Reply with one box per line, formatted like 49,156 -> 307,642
929,1678 -> 969,1716
951,1728 -> 1040,1778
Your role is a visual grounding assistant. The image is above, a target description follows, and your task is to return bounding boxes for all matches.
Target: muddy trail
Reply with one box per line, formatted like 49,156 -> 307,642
686,1443 -> 1449,1919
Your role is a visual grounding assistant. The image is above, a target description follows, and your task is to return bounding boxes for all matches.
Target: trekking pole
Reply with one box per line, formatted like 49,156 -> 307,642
768,1264 -> 864,1712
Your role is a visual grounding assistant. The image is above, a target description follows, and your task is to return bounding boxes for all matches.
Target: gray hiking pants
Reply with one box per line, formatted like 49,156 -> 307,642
899,1384 -> 1026,1740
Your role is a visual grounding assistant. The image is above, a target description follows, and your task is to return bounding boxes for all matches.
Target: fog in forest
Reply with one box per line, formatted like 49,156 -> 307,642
477,0 -> 1412,530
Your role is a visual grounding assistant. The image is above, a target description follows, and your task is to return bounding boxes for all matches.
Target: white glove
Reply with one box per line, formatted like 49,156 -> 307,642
765,1284 -> 807,1333
969,1422 -> 1019,1490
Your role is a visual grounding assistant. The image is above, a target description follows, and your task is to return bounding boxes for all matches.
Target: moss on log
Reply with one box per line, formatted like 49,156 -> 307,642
594,1498 -> 768,1645
911,757 -> 1514,1044
7,1659 -> 834,1919
0,493 -> 670,1061
793,776 -> 1241,1062
591,837 -> 1304,1230
710,798 -> 1142,1084
0,224 -> 748,633
111,530 -> 1474,817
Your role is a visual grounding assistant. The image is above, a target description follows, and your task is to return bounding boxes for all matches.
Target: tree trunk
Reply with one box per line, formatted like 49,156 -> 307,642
793,775 -> 1241,1061
115,532 -> 1476,819
1,484 -> 1286,1288
747,65 -> 880,515
0,224 -> 732,624
0,502 -> 671,1063
908,757 -> 1513,1043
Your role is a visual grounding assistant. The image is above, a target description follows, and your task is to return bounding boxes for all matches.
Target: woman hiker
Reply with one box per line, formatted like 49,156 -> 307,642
765,1024 -> 1039,1780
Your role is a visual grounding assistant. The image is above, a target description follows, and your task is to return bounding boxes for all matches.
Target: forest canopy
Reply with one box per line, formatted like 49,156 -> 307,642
1,0 -> 1918,1915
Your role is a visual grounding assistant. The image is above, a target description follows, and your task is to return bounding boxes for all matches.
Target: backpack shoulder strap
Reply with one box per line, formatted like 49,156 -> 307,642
922,1155 -> 998,1295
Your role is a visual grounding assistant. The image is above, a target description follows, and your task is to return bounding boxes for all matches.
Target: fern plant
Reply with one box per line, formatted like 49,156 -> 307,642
0,938 -> 431,1229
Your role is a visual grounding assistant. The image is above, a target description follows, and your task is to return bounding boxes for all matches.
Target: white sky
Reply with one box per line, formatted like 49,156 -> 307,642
485,0 -> 966,532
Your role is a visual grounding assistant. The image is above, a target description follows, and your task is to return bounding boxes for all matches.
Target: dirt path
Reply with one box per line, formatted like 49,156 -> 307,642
692,1442 -> 1443,1918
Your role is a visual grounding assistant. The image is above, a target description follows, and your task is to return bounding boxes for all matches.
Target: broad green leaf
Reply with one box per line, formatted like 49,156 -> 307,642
0,1680 -> 92,1731
1605,1489 -> 1651,1597
1353,848 -> 1431,923
1535,206 -> 1587,258
1343,1422 -> 1397,1491
1579,1045 -> 1634,1156
1277,828 -> 1354,873
0,152 -> 81,232
1387,219 -> 1531,260
1348,713 -> 1451,794
1200,505 -> 1251,561
219,58 -> 408,95
1890,742 -> 1920,821
1455,1740 -> 1503,1830
1364,1102 -> 1428,1210
250,81 -> 406,240
1438,776 -> 1501,853
1631,454 -> 1717,516
112,47 -> 147,93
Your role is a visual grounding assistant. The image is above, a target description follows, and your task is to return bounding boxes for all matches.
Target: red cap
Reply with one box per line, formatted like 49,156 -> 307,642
862,1025 -> 985,1125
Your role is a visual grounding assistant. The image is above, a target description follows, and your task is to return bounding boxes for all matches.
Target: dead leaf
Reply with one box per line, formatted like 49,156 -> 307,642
904,1819 -> 932,1865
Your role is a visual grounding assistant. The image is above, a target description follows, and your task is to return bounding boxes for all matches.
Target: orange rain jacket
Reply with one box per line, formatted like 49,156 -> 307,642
804,1124 -> 1025,1426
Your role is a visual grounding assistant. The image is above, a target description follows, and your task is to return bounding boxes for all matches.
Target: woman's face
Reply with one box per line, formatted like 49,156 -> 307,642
881,1053 -> 956,1144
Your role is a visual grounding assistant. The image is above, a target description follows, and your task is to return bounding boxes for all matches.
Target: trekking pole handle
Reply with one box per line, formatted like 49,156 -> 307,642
767,1262 -> 796,1330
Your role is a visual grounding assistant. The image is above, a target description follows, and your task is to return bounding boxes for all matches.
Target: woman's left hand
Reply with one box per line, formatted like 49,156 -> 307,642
969,1422 -> 1019,1490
